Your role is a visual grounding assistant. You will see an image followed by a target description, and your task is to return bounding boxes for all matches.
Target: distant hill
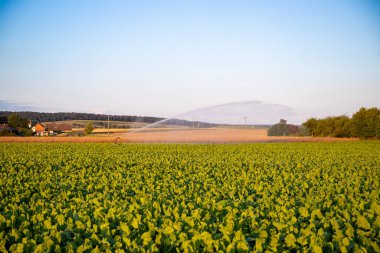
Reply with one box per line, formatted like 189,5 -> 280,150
0,111 -> 217,128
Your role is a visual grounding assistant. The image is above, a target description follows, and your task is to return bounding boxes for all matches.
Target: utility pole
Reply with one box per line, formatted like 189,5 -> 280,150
192,114 -> 195,128
108,115 -> 110,135
243,116 -> 248,129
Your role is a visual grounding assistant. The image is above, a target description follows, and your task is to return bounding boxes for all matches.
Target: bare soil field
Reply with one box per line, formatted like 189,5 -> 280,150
0,128 -> 358,143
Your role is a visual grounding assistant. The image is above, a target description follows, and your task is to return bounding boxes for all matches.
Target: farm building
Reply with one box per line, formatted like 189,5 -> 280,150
32,123 -> 72,136
32,123 -> 45,136
46,123 -> 72,132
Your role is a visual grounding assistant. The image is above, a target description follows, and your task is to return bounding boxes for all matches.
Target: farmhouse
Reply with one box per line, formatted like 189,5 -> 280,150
32,123 -> 45,136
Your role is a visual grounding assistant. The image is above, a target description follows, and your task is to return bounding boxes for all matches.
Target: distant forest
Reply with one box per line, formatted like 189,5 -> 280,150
0,111 -> 217,128
0,111 -> 163,125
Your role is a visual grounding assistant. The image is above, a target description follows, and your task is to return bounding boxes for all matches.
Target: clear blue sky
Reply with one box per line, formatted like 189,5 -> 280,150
0,0 -> 379,123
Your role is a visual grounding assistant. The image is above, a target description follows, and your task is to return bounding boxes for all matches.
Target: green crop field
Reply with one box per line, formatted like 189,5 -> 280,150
1,143 -> 379,252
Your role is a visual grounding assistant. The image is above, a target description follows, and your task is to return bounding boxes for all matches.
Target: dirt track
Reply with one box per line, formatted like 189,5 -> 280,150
0,128 -> 358,143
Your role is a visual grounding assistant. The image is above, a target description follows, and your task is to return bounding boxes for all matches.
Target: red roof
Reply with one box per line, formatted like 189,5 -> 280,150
34,123 -> 45,132
46,123 -> 72,131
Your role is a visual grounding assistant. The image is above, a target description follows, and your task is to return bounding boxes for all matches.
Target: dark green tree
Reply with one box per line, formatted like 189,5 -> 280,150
331,116 -> 352,137
6,113 -> 31,136
352,107 -> 380,139
85,122 -> 94,135
268,119 -> 290,136
302,118 -> 318,136
8,113 -> 28,128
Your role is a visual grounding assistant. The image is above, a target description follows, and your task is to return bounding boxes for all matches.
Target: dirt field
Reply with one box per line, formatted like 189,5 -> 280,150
0,128 -> 358,143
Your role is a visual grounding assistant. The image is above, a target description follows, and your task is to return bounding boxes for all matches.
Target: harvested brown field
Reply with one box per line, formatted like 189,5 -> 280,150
0,128 -> 358,143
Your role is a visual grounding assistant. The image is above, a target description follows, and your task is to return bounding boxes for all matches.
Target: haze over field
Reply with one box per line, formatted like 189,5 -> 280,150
0,0 -> 379,124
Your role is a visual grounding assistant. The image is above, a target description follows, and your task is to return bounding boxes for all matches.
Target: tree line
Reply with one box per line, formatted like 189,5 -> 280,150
0,111 -> 163,125
267,107 -> 379,139
303,107 -> 380,139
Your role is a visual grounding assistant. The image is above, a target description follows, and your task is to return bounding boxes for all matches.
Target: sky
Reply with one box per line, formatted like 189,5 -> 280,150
0,0 -> 379,124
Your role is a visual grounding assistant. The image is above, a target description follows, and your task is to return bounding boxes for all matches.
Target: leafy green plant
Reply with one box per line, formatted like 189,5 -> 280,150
0,142 -> 379,252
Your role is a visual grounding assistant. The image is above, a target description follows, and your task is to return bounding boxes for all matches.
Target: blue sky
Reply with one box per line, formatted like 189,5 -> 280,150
0,0 -> 379,124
